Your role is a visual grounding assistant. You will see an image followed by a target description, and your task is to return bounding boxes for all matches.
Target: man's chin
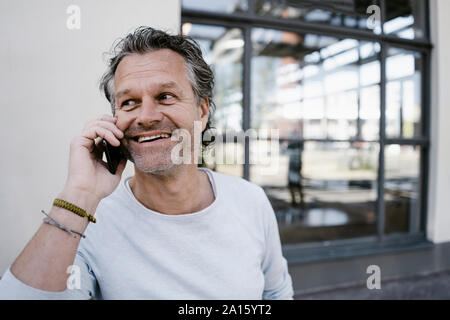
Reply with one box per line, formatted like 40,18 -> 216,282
132,160 -> 177,175
124,146 -> 172,172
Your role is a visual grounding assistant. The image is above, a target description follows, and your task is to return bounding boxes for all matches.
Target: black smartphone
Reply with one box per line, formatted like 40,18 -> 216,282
102,139 -> 125,174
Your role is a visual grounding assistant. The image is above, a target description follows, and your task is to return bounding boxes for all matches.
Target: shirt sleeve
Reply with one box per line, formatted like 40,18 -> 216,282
0,251 -> 98,300
259,188 -> 294,300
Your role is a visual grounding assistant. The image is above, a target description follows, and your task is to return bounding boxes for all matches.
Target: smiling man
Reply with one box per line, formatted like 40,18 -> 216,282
112,48 -> 215,216
0,27 -> 293,299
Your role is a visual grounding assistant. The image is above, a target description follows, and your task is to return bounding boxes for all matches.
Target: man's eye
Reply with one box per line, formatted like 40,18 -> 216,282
159,93 -> 176,101
121,99 -> 137,110
122,99 -> 135,106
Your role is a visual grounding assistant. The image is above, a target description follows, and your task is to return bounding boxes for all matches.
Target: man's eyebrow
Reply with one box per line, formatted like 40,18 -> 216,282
115,82 -> 182,99
115,89 -> 130,100
159,81 -> 182,91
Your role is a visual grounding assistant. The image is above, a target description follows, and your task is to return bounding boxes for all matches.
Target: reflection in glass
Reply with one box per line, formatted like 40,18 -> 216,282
360,85 -> 380,140
251,141 -> 379,243
384,145 -> 420,234
203,141 -> 244,178
384,0 -> 426,39
254,0 -> 381,33
182,0 -> 248,13
182,12 -> 427,245
183,24 -> 243,133
184,24 -> 244,177
386,49 -> 422,138
251,28 -> 380,141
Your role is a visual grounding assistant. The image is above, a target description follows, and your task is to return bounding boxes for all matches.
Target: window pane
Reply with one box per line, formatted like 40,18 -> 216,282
251,141 -> 379,243
202,141 -> 244,178
184,24 -> 244,177
251,28 -> 380,140
360,85 -> 380,140
254,0 -> 381,33
386,49 -> 422,138
384,0 -> 427,40
182,0 -> 248,13
183,24 -> 243,132
384,145 -> 421,234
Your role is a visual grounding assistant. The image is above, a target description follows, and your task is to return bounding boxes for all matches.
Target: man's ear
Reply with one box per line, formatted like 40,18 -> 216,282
198,98 -> 210,131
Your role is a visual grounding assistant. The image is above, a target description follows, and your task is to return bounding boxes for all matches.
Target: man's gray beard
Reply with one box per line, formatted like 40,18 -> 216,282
126,149 -> 177,175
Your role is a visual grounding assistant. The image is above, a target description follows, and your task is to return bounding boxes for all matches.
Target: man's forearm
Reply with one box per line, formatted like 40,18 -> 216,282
10,188 -> 100,292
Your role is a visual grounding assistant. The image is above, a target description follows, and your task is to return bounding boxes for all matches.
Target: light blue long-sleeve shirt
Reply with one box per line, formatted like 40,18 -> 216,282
0,168 -> 293,299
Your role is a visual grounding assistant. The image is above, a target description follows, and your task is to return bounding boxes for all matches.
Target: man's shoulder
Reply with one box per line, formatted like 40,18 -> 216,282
207,169 -> 274,233
206,169 -> 266,200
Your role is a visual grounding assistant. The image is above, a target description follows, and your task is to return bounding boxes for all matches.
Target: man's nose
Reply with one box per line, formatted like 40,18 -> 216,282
136,96 -> 164,127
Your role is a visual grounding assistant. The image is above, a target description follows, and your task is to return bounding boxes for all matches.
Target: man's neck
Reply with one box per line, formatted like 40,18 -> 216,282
129,165 -> 215,215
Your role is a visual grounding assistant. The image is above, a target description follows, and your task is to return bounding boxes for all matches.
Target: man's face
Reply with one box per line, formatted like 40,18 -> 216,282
113,49 -> 209,174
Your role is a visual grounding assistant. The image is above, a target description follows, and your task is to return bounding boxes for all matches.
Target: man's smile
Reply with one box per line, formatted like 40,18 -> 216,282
131,131 -> 172,143
129,135 -> 172,147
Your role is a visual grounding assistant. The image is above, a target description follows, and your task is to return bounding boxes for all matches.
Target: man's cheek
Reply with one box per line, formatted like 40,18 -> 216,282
116,114 -> 138,132
161,106 -> 197,123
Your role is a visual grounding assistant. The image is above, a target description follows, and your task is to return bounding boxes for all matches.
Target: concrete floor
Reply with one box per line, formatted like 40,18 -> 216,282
294,269 -> 450,300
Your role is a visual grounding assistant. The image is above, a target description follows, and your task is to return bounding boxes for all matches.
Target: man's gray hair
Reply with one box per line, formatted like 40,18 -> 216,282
99,26 -> 216,148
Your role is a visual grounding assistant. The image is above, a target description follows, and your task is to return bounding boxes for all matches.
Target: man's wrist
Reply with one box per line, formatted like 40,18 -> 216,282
57,186 -> 101,219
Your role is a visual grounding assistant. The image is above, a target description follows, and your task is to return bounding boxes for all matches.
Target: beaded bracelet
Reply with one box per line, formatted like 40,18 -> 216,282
41,210 -> 86,239
53,198 -> 96,223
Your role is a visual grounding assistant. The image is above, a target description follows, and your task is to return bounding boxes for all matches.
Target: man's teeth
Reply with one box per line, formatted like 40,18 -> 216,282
138,134 -> 170,143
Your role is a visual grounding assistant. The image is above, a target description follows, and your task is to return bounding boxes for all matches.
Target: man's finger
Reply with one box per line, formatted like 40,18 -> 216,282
83,126 -> 121,146
98,114 -> 117,123
93,120 -> 124,139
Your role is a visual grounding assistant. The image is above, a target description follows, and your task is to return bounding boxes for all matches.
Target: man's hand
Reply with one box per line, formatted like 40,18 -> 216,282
63,114 -> 136,202
8,114 -> 137,292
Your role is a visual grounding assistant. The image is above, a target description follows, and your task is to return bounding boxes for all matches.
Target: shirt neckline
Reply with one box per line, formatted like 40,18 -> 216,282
122,167 -> 218,220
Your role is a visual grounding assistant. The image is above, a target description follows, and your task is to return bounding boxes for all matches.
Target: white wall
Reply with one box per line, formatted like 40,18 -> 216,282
427,0 -> 450,243
0,0 -> 180,274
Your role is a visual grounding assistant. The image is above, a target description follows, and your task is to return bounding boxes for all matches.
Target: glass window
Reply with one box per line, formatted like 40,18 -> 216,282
386,48 -> 422,138
384,0 -> 427,40
183,0 -> 429,248
182,0 -> 248,13
203,141 -> 245,178
183,24 -> 244,177
254,0 -> 381,33
384,145 -> 421,234
251,28 -> 380,141
252,141 -> 379,243
360,85 -> 380,140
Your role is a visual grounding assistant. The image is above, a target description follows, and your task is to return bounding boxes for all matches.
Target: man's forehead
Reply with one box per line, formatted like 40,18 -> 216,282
114,49 -> 190,92
115,81 -> 182,99
116,49 -> 186,75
